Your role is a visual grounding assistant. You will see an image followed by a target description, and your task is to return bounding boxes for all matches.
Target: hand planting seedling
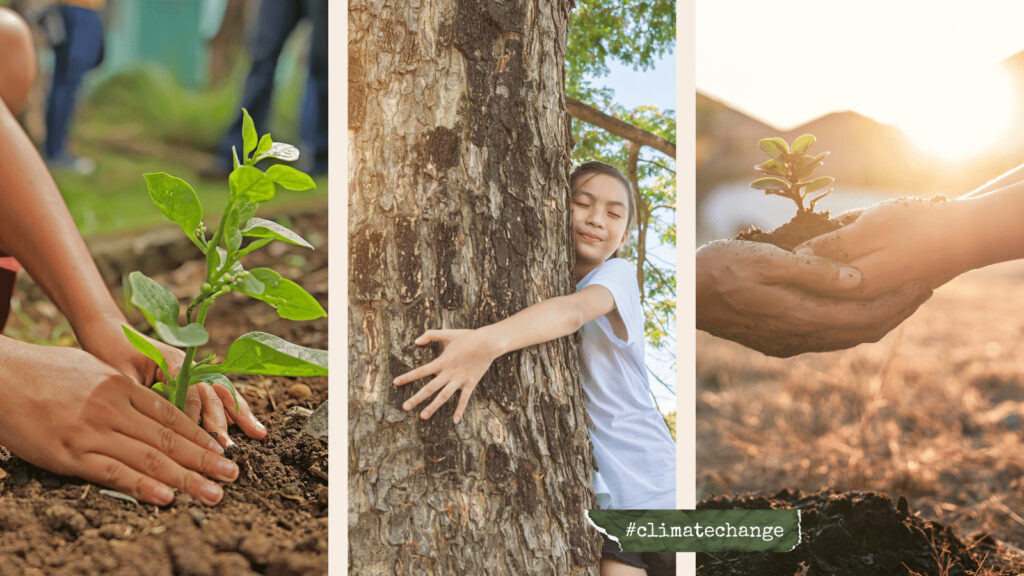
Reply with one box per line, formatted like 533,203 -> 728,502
123,109 -> 327,414
736,133 -> 845,250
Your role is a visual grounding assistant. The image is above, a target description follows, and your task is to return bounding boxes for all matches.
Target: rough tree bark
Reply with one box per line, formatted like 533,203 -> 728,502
348,1 -> 601,574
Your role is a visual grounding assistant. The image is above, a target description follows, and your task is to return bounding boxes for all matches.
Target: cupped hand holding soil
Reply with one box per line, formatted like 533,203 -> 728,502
0,339 -> 240,506
696,239 -> 933,357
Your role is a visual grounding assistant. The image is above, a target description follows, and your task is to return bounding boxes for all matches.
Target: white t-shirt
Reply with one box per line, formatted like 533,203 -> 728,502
576,257 -> 676,510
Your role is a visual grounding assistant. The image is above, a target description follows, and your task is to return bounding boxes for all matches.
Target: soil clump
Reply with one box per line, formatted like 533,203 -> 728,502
736,210 -> 843,252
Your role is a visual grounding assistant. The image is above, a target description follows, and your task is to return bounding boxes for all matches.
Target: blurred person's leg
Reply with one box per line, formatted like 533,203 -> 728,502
43,4 -> 102,169
209,0 -> 302,174
300,0 -> 327,175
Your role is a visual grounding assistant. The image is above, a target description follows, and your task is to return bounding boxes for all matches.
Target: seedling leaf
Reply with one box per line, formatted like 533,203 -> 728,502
791,134 -> 816,155
752,177 -> 789,191
154,321 -> 210,348
754,159 -> 787,178
800,176 -> 835,194
128,271 -> 180,328
265,165 -> 316,191
242,109 -> 257,161
242,217 -> 314,249
143,173 -> 203,249
234,271 -> 265,294
759,137 -> 789,160
122,325 -> 171,383
255,134 -> 273,158
255,142 -> 300,163
236,268 -> 326,321
229,166 -> 276,203
194,332 -> 327,377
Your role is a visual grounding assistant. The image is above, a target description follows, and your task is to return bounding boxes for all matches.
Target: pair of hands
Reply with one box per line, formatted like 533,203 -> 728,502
0,315 -> 265,507
699,198 -> 964,356
76,313 -> 266,446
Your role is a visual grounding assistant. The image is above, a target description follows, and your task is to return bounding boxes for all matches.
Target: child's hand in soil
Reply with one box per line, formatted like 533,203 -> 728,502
392,329 -> 498,423
796,198 -> 968,299
697,239 -> 933,357
76,315 -> 266,447
0,338 -> 239,506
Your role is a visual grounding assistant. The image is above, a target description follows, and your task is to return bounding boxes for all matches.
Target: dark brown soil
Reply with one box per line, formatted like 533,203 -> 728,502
697,489 -> 1023,576
0,211 -> 328,576
736,210 -> 843,251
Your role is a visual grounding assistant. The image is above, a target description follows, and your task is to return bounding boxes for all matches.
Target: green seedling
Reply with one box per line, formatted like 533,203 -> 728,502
123,109 -> 327,413
752,134 -> 834,214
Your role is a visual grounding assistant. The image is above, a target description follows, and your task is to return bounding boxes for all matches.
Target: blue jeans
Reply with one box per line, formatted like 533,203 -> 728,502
44,5 -> 104,161
215,0 -> 328,173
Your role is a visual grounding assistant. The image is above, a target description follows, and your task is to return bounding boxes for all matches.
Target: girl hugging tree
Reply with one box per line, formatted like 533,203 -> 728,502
393,161 -> 676,576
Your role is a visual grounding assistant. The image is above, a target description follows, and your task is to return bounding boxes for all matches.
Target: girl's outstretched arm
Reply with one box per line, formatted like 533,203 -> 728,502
392,285 -> 618,423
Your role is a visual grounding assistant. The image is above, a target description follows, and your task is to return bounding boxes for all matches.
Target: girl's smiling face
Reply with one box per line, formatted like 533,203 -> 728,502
571,173 -> 630,280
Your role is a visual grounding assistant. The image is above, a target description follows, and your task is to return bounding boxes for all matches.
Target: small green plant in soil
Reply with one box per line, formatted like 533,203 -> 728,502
752,134 -> 833,214
123,109 -> 327,412
737,134 -> 844,251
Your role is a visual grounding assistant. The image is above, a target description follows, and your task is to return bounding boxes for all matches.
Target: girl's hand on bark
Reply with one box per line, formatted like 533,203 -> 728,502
796,198 -> 967,299
392,329 -> 499,423
0,341 -> 238,506
697,239 -> 932,357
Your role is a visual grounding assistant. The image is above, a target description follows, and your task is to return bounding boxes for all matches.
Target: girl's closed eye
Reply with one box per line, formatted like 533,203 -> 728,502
608,211 -> 623,219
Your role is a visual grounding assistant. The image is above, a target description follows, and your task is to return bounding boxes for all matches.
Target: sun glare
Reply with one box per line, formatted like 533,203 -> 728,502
890,65 -> 1015,163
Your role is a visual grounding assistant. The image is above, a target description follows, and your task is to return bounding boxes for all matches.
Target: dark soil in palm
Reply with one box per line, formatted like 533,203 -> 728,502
0,211 -> 328,576
736,210 -> 842,251
697,488 -> 1022,576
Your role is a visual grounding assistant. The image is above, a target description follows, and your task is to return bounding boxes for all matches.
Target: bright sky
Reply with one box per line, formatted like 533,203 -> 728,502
604,50 -> 677,112
697,1 -> 1024,160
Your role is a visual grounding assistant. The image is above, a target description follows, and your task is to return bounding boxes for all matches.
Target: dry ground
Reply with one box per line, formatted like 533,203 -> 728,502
698,258 -> 1024,553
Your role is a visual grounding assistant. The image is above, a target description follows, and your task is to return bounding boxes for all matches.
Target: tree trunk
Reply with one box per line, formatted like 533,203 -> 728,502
348,1 -> 601,575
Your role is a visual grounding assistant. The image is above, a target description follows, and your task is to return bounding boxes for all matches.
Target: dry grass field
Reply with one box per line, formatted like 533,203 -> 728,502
698,258 -> 1024,553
